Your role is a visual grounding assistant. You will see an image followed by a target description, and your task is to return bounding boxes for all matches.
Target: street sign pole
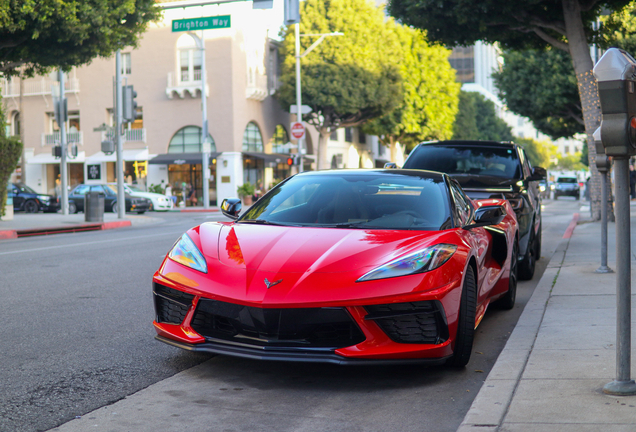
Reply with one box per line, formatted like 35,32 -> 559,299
295,23 -> 304,173
58,69 -> 68,215
200,31 -> 210,209
116,50 -> 125,219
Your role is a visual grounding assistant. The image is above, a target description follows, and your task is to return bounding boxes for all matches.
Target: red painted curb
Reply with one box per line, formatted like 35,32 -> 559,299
563,212 -> 580,239
101,220 -> 132,230
0,230 -> 17,239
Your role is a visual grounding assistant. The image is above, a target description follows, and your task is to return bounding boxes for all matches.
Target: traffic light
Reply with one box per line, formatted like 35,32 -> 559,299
52,145 -> 62,158
286,154 -> 300,166
284,0 -> 300,25
253,0 -> 273,8
122,85 -> 138,123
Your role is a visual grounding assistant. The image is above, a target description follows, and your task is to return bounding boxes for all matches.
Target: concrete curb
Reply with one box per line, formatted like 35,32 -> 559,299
0,219 -> 132,240
457,220 -> 574,432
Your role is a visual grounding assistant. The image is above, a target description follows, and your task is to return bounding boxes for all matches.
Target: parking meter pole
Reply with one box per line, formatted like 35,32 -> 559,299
115,50 -> 125,219
58,69 -> 68,215
604,157 -> 636,395
596,170 -> 612,273
200,31 -> 210,209
295,23 -> 303,173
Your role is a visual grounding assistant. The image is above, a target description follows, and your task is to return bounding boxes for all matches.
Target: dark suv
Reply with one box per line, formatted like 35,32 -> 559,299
8,183 -> 59,213
402,140 -> 546,280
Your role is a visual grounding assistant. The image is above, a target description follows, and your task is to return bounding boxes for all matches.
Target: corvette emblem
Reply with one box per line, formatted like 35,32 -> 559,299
264,278 -> 283,289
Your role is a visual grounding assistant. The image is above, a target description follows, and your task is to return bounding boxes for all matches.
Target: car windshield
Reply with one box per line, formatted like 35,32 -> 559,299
239,173 -> 452,230
104,185 -> 117,194
127,186 -> 143,192
404,145 -> 521,179
15,183 -> 36,194
557,177 -> 577,183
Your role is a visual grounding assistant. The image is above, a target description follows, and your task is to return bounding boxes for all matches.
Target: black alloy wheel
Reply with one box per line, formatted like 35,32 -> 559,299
68,202 -> 77,214
112,202 -> 118,214
24,200 -> 39,213
447,265 -> 477,367
518,226 -> 536,280
495,240 -> 518,310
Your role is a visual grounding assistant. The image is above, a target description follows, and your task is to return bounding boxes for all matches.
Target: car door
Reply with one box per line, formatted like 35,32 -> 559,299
9,184 -> 22,210
70,185 -> 90,212
519,148 -> 541,232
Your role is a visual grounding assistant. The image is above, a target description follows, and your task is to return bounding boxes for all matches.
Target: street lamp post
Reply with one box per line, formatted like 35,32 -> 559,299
295,29 -> 343,172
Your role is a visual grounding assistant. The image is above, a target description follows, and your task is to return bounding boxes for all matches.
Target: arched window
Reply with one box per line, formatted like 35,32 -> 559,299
271,124 -> 289,153
177,34 -> 202,83
168,126 -> 215,153
242,121 -> 263,152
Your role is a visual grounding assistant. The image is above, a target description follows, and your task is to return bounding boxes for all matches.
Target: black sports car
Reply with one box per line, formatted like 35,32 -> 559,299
402,140 -> 546,280
8,183 -> 59,213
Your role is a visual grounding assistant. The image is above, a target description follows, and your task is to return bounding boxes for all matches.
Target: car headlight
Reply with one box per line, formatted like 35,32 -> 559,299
539,185 -> 546,192
168,234 -> 208,273
357,244 -> 457,282
37,195 -> 50,201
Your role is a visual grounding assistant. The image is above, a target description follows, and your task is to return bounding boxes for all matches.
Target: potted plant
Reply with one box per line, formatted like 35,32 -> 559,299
237,182 -> 255,205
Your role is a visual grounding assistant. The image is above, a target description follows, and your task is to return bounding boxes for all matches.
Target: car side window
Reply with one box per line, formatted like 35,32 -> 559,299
90,185 -> 104,193
518,149 -> 532,178
450,182 -> 472,226
73,185 -> 90,195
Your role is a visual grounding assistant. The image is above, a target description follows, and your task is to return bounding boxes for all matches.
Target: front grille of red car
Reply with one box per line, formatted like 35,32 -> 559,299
153,283 -> 195,324
190,299 -> 366,349
364,301 -> 448,344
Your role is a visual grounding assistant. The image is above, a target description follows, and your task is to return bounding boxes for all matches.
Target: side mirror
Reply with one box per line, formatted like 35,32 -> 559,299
464,205 -> 506,230
221,198 -> 242,220
528,166 -> 547,181
384,162 -> 398,169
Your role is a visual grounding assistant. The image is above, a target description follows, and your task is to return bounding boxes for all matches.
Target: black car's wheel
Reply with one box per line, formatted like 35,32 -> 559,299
447,265 -> 477,367
68,202 -> 77,214
24,200 -> 39,213
518,226 -> 536,280
495,240 -> 518,310
112,202 -> 118,213
535,222 -> 542,260
137,211 -> 145,214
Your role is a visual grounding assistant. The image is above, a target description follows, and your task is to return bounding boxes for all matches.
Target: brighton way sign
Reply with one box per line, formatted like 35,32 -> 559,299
172,15 -> 231,32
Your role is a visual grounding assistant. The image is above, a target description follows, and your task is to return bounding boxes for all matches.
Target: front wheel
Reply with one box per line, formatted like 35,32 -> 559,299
68,202 -> 77,214
447,265 -> 477,367
495,240 -> 518,310
24,200 -> 39,213
111,202 -> 118,214
518,228 -> 536,280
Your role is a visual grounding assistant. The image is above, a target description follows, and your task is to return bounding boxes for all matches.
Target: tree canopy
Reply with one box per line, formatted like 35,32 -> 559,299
362,25 -> 460,153
516,137 -> 556,168
0,0 -> 161,76
276,0 -> 403,169
452,91 -> 514,142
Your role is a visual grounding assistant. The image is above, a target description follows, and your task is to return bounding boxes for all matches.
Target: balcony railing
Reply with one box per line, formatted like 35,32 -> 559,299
3,77 -> 80,98
101,128 -> 146,143
166,72 -> 208,99
41,131 -> 83,146
246,70 -> 268,101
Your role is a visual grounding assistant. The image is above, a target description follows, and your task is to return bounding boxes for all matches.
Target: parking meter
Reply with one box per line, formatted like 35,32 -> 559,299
593,127 -> 611,172
594,48 -> 636,157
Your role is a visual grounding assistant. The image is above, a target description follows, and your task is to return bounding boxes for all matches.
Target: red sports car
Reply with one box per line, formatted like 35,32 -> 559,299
153,169 -> 518,366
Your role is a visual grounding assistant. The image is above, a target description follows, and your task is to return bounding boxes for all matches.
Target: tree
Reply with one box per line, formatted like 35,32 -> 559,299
452,91 -> 514,141
517,137 -> 557,168
276,0 -> 402,170
0,1 -> 160,77
363,25 -> 460,155
0,109 -> 23,218
388,0 -> 632,220
493,49 -> 583,140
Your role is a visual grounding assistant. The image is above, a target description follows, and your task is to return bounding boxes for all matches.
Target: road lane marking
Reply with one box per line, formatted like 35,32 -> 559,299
0,230 -> 186,256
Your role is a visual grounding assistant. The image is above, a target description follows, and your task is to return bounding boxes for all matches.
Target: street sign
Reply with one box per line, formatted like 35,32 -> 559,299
290,105 -> 312,115
290,122 -> 305,140
172,15 -> 231,33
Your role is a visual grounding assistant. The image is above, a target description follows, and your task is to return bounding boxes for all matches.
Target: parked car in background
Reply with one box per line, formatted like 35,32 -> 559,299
8,183 -> 59,213
108,183 -> 173,211
554,177 -> 580,200
68,184 -> 151,214
402,140 -> 545,281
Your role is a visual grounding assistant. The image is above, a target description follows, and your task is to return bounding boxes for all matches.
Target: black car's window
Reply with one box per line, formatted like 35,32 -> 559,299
15,183 -> 36,194
90,185 -> 105,193
404,145 -> 522,179
240,173 -> 452,230
557,177 -> 578,183
73,185 -> 90,195
519,149 -> 532,178
450,181 -> 472,226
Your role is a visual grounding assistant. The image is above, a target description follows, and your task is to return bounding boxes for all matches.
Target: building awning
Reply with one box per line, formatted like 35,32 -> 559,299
243,152 -> 292,164
27,151 -> 86,164
148,152 -> 220,165
86,148 -> 149,163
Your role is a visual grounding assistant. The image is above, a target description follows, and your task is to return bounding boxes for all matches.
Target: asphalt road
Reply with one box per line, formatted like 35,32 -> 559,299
0,199 -> 581,432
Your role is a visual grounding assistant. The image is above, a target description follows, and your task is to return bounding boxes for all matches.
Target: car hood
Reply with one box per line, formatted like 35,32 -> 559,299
207,223 -> 446,274
130,191 -> 166,199
451,175 -> 520,192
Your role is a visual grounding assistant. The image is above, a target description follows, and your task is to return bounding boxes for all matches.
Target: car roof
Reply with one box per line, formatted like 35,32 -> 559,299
296,168 -> 448,181
415,140 -> 518,150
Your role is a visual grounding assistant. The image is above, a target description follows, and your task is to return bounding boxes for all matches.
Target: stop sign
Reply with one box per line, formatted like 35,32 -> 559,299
290,122 -> 305,140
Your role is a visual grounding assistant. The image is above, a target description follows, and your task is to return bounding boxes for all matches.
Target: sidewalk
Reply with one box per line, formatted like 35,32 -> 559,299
0,212 -> 163,239
459,206 -> 636,431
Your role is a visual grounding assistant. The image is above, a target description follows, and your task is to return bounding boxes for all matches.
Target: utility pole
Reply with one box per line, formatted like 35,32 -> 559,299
58,70 -> 69,215
200,31 -> 210,209
295,23 -> 304,173
115,50 -> 125,219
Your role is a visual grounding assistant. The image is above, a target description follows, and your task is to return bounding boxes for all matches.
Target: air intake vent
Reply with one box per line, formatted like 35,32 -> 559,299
364,301 -> 448,344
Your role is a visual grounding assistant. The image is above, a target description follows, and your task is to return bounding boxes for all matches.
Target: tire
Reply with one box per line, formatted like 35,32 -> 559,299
495,240 -> 518,310
111,202 -> 118,214
535,222 -> 542,260
447,265 -> 477,367
518,227 -> 536,280
68,202 -> 77,214
24,200 -> 39,213
137,211 -> 145,214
